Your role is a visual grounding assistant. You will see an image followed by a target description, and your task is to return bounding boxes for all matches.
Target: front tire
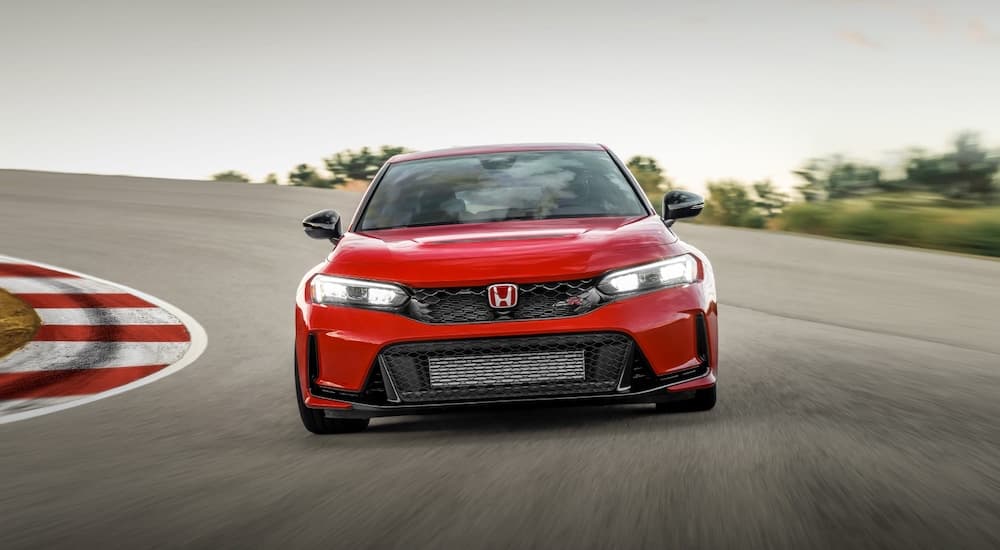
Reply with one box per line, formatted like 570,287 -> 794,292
656,385 -> 716,413
294,354 -> 370,434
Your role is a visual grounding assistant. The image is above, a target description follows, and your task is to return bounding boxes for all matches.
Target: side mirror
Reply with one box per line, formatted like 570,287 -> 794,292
662,190 -> 704,222
303,209 -> 343,243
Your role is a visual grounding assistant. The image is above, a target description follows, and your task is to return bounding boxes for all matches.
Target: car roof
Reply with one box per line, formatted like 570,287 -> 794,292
388,143 -> 607,163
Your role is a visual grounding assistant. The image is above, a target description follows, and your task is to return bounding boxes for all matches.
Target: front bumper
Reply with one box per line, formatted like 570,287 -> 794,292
296,282 -> 718,417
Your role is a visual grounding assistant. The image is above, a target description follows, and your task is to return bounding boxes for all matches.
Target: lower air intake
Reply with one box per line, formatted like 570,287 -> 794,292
378,333 -> 633,403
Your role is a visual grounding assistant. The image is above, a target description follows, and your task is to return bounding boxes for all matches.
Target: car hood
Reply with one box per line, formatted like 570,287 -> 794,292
322,216 -> 685,286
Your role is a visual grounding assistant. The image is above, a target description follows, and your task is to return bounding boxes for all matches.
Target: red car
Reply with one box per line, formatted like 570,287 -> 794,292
294,143 -> 718,433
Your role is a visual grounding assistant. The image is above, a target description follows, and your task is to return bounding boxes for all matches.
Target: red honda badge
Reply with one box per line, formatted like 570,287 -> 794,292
487,283 -> 518,309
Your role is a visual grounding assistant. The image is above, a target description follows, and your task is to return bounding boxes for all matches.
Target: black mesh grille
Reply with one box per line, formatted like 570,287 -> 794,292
406,279 -> 601,324
628,349 -> 659,391
378,332 -> 633,403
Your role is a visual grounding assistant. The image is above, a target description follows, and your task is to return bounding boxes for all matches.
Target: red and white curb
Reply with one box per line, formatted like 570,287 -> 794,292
0,255 -> 207,424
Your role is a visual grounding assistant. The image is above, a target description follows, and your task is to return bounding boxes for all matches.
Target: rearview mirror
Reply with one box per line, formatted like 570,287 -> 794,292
662,190 -> 704,221
303,209 -> 343,243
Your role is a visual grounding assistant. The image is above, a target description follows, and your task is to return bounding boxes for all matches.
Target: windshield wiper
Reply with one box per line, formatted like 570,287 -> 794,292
370,220 -> 466,230
496,214 -> 543,222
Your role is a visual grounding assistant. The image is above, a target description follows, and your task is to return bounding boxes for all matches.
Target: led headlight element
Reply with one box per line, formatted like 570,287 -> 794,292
597,255 -> 698,295
311,275 -> 409,308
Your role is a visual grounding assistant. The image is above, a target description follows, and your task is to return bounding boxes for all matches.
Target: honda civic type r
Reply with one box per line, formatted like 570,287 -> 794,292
295,143 -> 718,433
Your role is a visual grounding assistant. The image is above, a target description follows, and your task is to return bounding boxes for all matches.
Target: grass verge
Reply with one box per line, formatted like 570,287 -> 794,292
774,202 -> 1000,257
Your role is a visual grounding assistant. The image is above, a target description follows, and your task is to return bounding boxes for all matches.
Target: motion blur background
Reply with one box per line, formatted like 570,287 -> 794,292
1,1 -> 999,549
3,0 -> 999,254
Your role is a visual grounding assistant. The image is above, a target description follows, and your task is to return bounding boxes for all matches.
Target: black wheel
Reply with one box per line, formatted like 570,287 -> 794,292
294,354 -> 370,434
656,385 -> 716,413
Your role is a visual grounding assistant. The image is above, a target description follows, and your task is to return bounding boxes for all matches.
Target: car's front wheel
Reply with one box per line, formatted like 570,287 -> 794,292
656,385 -> 716,413
294,354 -> 370,434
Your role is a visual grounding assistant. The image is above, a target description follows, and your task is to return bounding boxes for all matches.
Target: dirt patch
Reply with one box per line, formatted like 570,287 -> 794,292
341,179 -> 370,192
0,289 -> 40,358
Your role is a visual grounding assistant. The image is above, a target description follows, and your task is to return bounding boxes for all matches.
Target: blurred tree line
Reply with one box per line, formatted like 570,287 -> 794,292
210,170 -> 251,183
698,131 -> 999,228
289,146 -> 411,188
213,146 -> 411,187
211,131 -> 998,212
794,132 -> 998,204
777,132 -> 998,257
700,180 -> 789,228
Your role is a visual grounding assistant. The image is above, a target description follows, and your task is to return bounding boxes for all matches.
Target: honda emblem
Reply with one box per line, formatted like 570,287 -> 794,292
487,283 -> 518,309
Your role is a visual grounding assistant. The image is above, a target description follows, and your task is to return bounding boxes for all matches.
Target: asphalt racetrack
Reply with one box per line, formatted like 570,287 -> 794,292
1,170 -> 998,549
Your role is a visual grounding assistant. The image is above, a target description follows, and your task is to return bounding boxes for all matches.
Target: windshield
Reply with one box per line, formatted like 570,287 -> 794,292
357,150 -> 648,231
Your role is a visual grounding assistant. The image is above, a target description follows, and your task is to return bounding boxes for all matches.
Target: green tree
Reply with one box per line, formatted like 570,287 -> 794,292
324,145 -> 411,183
626,155 -> 673,194
288,164 -> 330,188
264,173 -> 279,185
905,132 -> 998,202
703,180 -> 765,228
794,156 -> 881,201
211,170 -> 250,183
752,180 -> 789,218
376,145 -> 410,160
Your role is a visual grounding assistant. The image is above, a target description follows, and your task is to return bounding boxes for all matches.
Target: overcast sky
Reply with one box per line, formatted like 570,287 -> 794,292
1,0 -> 998,190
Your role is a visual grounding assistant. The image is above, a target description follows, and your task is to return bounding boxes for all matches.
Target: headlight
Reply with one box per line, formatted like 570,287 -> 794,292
597,255 -> 698,295
311,275 -> 409,308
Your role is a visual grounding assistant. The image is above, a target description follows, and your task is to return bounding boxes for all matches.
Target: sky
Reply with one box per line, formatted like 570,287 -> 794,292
1,0 -> 999,192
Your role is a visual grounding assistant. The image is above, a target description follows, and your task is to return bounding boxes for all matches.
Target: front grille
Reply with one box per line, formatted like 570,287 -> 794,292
378,332 -> 633,403
406,279 -> 600,324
